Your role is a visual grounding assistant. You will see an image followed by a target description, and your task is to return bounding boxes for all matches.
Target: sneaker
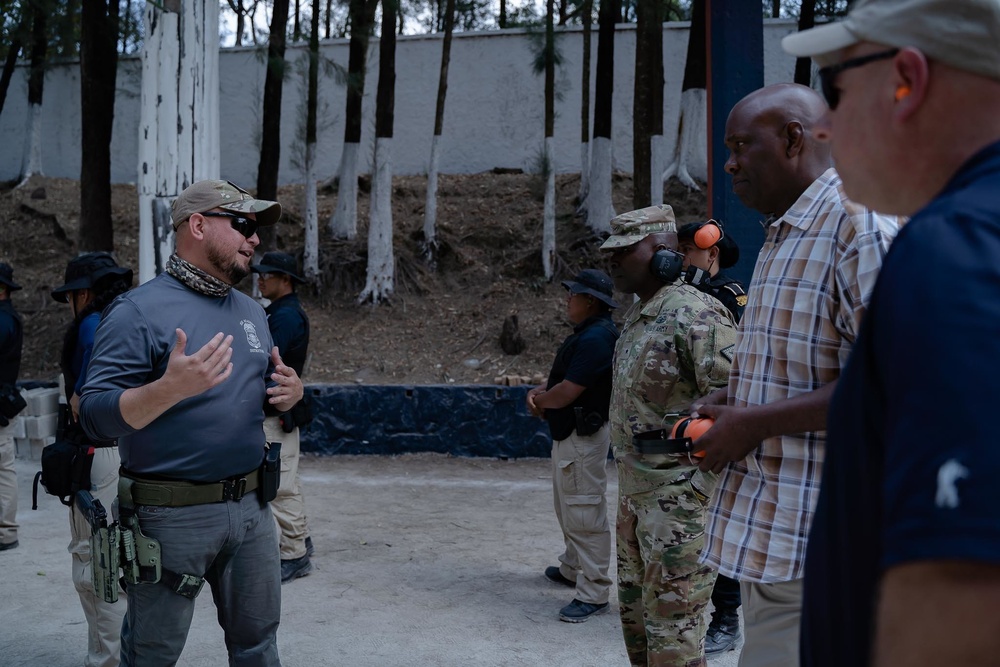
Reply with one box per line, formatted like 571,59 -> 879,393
305,536 -> 314,558
544,566 -> 576,587
0,540 -> 17,552
558,599 -> 610,623
280,554 -> 313,584
704,615 -> 742,654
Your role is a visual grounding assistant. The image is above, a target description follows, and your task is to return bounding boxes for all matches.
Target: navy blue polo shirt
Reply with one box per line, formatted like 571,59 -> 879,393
801,141 -> 1000,666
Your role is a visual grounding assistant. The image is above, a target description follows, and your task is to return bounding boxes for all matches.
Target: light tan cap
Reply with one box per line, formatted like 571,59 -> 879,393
782,0 -> 1000,80
171,180 -> 282,230
599,205 -> 678,251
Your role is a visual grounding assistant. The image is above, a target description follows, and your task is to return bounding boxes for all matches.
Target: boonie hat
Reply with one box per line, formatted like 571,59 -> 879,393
251,252 -> 306,284
51,252 -> 133,303
599,205 -> 678,251
0,262 -> 22,291
561,269 -> 620,309
171,180 -> 282,230
677,221 -> 741,270
782,0 -> 1000,80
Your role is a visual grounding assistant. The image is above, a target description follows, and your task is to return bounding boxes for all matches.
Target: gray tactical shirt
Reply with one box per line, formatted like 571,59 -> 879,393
79,273 -> 274,482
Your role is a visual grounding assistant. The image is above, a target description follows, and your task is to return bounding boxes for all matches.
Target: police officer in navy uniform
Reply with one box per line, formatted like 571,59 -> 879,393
0,262 -> 23,552
677,220 -> 747,322
676,219 -> 746,654
251,251 -> 314,583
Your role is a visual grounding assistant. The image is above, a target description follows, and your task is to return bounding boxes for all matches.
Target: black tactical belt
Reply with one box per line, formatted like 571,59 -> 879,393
632,429 -> 696,456
124,471 -> 259,507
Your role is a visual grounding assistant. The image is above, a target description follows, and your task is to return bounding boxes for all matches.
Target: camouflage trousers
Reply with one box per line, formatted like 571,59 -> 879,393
616,480 -> 716,667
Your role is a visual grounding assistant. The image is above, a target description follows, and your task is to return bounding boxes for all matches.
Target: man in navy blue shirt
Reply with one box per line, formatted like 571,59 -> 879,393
527,269 -> 619,623
783,1 -> 1000,665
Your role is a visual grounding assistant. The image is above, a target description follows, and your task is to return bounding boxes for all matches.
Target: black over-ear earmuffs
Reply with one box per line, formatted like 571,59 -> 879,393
689,219 -> 724,249
650,248 -> 685,283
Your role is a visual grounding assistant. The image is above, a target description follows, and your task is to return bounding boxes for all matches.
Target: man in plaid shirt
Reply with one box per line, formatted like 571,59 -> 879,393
691,83 -> 901,666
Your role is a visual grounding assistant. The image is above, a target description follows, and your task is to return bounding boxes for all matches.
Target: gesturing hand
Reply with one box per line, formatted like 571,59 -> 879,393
267,347 -> 304,412
161,329 -> 234,401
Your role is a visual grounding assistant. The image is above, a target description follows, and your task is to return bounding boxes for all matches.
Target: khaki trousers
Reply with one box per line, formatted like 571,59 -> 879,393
68,446 -> 126,667
0,427 -> 17,544
264,416 -> 310,560
551,424 -> 613,604
737,579 -> 803,667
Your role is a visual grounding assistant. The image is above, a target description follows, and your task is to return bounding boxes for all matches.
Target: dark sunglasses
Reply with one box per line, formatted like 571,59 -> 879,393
200,211 -> 260,239
818,48 -> 899,110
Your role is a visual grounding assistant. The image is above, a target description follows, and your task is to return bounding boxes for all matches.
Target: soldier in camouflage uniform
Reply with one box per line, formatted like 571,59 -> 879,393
600,205 -> 737,667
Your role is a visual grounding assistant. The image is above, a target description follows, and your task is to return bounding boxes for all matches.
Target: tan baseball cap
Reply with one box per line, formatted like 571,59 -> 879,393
599,205 -> 678,251
782,0 -> 1000,80
171,180 -> 282,230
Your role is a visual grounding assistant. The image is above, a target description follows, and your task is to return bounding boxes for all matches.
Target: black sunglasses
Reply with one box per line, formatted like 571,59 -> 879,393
200,211 -> 260,239
818,48 -> 899,110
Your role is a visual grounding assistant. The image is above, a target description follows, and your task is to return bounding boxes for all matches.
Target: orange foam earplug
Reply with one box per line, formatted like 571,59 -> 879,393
670,416 -> 715,458
895,85 -> 911,102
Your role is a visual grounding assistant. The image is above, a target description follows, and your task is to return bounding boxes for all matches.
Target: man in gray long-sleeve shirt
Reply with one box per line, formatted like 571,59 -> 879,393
80,180 -> 303,667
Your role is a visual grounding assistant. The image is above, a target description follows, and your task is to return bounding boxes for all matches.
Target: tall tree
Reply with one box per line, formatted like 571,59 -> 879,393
79,0 -> 120,252
662,0 -> 706,190
631,0 -> 660,210
137,0 -> 220,282
256,0 -> 291,252
328,0 -> 377,239
540,0 -> 557,278
577,0 -> 592,204
303,0 -> 322,281
421,0 -> 456,265
579,0 -> 618,232
794,0 -> 817,85
648,0 -> 665,205
358,0 -> 398,304
0,5 -> 27,121
19,0 -> 48,185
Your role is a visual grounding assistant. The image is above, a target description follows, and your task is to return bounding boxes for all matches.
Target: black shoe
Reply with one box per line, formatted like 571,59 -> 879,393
559,599 -> 610,623
280,554 -> 313,584
544,566 -> 576,587
705,615 -> 742,654
305,536 -> 314,558
0,539 -> 17,552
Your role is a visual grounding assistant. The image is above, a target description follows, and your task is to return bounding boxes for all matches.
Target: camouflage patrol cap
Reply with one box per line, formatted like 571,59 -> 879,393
171,179 -> 281,230
599,205 -> 677,251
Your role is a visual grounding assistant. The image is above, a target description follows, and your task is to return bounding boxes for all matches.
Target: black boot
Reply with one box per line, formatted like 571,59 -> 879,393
705,611 -> 742,655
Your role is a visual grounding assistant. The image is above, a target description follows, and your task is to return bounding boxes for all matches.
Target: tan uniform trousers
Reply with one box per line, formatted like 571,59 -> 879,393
264,415 -> 310,560
551,423 -> 613,604
737,579 -> 803,667
0,425 -> 17,544
68,446 -> 125,667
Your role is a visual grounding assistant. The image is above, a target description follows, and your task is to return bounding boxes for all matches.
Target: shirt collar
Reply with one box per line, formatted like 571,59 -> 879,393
767,167 -> 841,232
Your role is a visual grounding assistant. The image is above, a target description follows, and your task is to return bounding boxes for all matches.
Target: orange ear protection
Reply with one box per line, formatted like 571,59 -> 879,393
670,416 -> 715,458
690,220 -> 724,250
894,85 -> 911,102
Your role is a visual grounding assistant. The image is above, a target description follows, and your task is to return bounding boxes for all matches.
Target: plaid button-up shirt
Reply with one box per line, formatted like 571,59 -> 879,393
703,169 -> 901,583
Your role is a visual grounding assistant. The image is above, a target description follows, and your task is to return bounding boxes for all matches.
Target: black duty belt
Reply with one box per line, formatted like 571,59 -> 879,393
632,429 -> 696,456
123,471 -> 259,507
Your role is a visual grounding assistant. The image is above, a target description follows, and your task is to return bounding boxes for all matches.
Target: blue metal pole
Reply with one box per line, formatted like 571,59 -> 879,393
705,1 -> 764,288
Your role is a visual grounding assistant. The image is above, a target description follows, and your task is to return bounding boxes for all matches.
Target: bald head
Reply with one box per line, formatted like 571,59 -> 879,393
724,84 -> 833,217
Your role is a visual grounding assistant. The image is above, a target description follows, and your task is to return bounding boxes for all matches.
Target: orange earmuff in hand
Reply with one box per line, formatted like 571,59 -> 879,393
670,416 -> 715,458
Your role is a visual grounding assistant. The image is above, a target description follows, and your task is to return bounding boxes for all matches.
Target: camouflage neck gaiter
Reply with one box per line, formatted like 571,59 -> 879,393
165,254 -> 231,298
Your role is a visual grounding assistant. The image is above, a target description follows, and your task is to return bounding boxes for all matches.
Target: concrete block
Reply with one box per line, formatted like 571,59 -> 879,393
29,436 -> 54,462
5,416 -> 26,440
23,387 -> 60,417
14,437 -> 30,460
24,414 -> 58,439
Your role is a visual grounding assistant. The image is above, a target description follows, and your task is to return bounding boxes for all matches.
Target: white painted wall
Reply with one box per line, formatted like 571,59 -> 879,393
0,19 -> 802,186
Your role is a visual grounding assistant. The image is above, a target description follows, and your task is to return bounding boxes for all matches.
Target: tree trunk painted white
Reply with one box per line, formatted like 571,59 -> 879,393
358,137 -> 394,304
577,140 -> 589,204
303,139 -> 319,282
18,103 -> 43,186
329,142 -> 359,240
584,136 -> 615,233
542,137 -> 556,280
662,87 -> 706,191
137,0 -> 220,284
650,133 -> 664,205
423,134 -> 441,256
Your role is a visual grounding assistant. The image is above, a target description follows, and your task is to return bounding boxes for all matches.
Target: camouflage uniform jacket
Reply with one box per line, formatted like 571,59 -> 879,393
610,281 -> 736,496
